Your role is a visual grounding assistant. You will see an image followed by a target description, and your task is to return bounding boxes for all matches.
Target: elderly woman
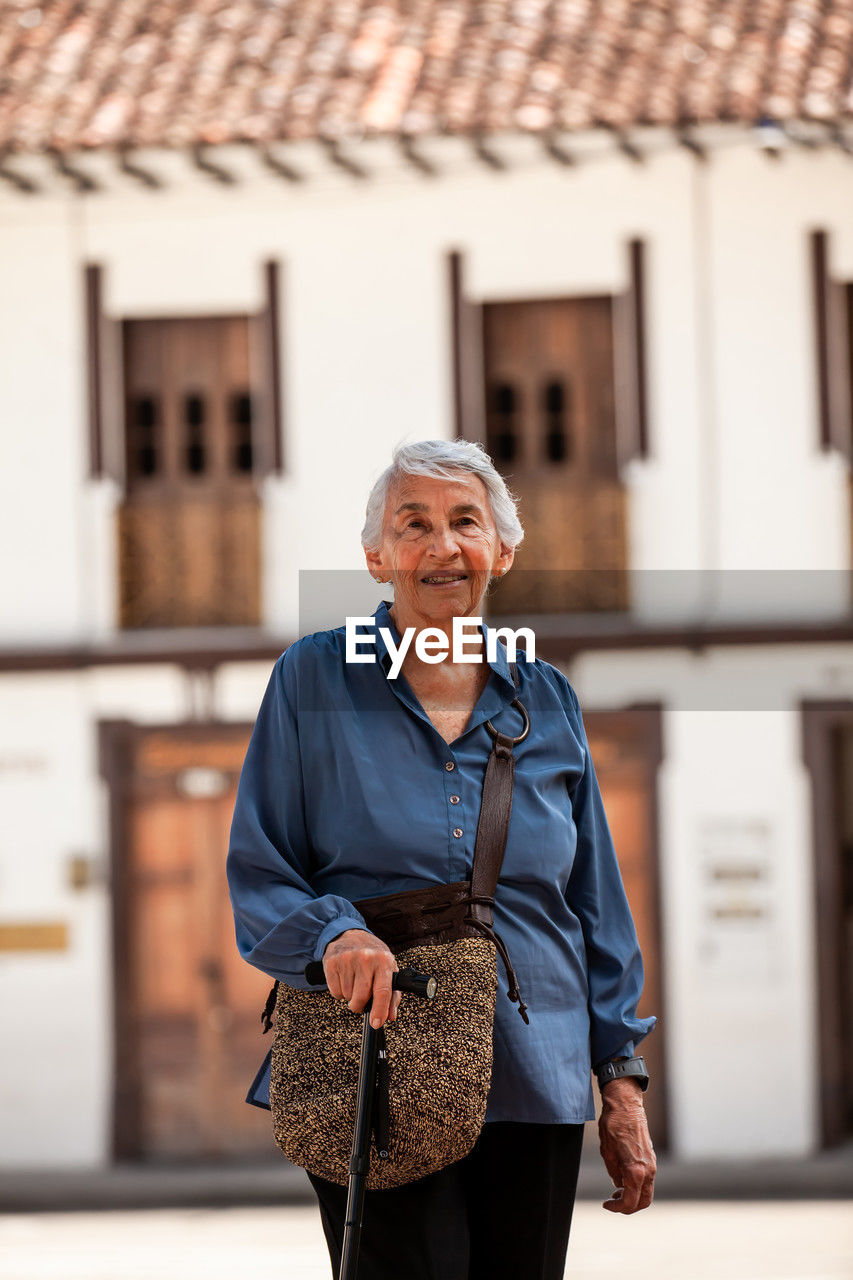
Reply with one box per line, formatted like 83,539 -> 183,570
227,439 -> 656,1280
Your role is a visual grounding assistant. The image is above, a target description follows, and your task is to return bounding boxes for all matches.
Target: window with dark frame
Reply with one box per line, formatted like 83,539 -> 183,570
847,283 -> 853,446
84,260 -> 285,631
482,295 -> 628,615
118,315 -> 262,629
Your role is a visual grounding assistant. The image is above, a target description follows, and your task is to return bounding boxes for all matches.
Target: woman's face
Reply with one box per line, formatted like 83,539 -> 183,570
365,471 -> 514,625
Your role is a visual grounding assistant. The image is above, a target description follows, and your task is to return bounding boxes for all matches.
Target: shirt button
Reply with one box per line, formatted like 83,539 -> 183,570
452,827 -> 463,839
449,795 -> 460,805
445,761 -> 455,771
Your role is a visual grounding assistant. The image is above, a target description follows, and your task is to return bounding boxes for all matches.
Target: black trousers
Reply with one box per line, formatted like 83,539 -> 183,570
307,1121 -> 585,1280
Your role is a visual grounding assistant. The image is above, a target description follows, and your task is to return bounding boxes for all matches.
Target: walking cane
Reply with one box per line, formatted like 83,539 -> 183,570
305,962 -> 437,1280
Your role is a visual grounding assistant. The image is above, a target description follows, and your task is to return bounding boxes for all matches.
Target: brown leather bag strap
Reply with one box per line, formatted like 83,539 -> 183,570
466,664 -> 532,1023
470,663 -> 529,905
469,736 -> 516,905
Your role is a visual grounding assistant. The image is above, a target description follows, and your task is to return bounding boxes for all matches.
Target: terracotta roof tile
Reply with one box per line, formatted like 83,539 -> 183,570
0,0 -> 851,155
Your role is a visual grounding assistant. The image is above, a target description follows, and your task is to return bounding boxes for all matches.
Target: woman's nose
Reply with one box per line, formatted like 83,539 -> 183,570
426,524 -> 461,558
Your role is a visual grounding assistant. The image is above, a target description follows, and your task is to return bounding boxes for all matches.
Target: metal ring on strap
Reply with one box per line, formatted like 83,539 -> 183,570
485,697 -> 530,745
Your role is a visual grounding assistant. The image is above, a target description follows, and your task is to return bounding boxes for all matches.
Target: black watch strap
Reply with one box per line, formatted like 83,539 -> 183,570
596,1055 -> 649,1092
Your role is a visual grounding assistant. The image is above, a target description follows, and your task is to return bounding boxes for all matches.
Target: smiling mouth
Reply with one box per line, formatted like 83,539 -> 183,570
420,573 -> 468,585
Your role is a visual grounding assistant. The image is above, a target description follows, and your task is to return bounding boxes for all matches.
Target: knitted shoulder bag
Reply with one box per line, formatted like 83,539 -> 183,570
257,670 -> 530,1190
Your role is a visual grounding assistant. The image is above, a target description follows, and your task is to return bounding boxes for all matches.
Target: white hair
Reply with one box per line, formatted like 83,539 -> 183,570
361,439 -> 524,552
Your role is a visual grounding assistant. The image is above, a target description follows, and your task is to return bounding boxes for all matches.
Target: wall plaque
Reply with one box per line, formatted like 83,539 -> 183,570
0,922 -> 69,952
696,816 -> 778,981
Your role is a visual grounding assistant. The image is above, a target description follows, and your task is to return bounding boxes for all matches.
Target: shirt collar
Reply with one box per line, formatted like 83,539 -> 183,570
370,599 -> 516,694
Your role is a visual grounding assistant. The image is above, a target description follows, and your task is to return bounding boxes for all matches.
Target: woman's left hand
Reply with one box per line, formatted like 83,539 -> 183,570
597,1079 -> 656,1213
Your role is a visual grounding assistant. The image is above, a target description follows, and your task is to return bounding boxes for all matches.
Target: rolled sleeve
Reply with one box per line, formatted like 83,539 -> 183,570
313,916 -> 371,963
226,650 -> 368,988
563,686 -> 657,1072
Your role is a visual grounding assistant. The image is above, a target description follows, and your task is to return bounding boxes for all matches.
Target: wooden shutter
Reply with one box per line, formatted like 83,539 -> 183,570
480,295 -> 628,614
613,238 -> 650,466
811,229 -> 852,458
117,315 -> 261,628
84,263 -> 124,482
449,250 -> 487,445
252,259 -> 285,474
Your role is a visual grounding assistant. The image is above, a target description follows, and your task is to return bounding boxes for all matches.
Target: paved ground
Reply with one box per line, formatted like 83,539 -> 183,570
1,1200 -> 851,1280
3,1145 -> 853,1212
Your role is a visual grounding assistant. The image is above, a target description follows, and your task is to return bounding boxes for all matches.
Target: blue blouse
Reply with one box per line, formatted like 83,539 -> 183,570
227,600 -> 655,1123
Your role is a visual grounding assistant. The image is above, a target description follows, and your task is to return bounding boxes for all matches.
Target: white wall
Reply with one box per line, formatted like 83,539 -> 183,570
709,147 -> 853,583
0,202 -> 89,642
0,664 -> 192,1167
0,671 -> 112,1166
568,638 -> 853,1158
3,128 -> 851,645
655,706 -> 816,1158
1,126 -> 852,1165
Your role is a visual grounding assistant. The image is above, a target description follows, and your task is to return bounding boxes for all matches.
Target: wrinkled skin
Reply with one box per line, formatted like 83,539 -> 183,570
322,928 -> 401,1030
598,1077 -> 657,1212
363,471 -> 514,637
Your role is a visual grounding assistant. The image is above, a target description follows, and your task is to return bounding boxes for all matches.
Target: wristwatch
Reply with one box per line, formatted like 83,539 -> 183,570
596,1055 -> 649,1093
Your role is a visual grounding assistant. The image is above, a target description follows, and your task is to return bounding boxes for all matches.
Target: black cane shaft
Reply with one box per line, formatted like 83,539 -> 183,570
339,1013 -> 379,1280
300,963 -> 436,1280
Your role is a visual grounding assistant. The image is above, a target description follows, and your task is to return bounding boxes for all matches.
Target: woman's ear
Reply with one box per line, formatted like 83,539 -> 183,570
365,548 -> 385,580
493,544 -> 515,577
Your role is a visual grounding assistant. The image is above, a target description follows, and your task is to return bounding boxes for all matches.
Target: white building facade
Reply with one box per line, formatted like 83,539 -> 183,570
1,125 -> 852,1168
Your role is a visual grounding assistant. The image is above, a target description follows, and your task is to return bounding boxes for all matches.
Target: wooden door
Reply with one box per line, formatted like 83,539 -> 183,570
108,712 -> 665,1159
117,316 -> 261,629
832,725 -> 853,1140
482,298 -> 628,615
585,706 -> 666,1149
802,702 -> 853,1146
112,725 -> 274,1161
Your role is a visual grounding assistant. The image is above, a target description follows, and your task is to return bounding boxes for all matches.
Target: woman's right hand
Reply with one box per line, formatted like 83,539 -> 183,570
322,929 -> 402,1029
